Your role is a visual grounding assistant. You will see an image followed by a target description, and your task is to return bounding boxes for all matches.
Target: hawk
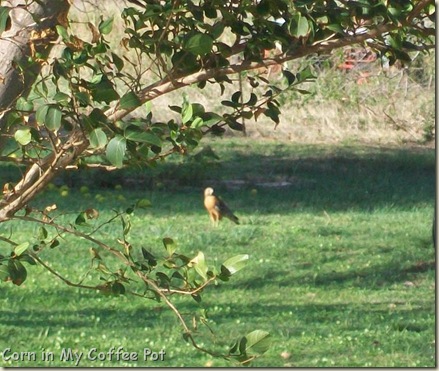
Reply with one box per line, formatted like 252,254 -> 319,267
203,187 -> 239,226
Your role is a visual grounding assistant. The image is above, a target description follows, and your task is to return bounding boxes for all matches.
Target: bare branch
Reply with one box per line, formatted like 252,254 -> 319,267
0,234 -> 18,246
30,253 -> 103,291
135,269 -> 228,360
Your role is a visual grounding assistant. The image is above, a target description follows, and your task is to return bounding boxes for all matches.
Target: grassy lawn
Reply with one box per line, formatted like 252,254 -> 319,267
0,138 -> 435,367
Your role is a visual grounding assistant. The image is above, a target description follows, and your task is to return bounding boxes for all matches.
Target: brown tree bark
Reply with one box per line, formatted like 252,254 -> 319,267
0,0 -> 71,221
0,0 -> 70,135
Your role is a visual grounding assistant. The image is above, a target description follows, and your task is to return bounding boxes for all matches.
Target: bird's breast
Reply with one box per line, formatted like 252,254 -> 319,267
204,196 -> 218,210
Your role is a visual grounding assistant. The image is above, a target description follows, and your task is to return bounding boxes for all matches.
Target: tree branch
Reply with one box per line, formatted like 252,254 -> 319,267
107,0 -> 435,123
0,131 -> 89,221
406,0 -> 433,24
30,253 -> 103,291
106,22 -> 404,122
0,0 -> 70,120
135,269 -> 228,360
10,211 -> 233,361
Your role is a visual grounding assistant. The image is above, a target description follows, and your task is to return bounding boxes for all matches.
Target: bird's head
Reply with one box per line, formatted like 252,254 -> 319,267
204,187 -> 214,197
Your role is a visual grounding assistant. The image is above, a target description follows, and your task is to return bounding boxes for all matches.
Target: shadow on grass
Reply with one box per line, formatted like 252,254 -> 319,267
224,258 -> 436,291
0,296 -> 432,334
1,144 -> 433,214
0,289 -> 167,330
216,146 -> 435,213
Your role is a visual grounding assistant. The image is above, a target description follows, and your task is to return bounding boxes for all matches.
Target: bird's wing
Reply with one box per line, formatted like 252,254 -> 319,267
217,197 -> 239,224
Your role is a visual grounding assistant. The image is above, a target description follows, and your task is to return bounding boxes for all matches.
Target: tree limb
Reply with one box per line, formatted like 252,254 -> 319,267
0,131 -> 89,221
108,0 -> 435,122
0,0 -> 70,121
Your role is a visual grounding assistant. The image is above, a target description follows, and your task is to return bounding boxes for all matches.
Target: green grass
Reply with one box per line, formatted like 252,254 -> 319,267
0,138 -> 435,367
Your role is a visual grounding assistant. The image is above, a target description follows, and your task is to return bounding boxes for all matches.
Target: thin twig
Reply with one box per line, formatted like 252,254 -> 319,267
30,253 -> 102,291
0,235 -> 18,246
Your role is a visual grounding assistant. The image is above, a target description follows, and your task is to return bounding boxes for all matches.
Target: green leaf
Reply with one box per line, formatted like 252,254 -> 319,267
265,106 -> 280,125
8,259 -> 27,286
89,128 -> 107,149
75,212 -> 87,226
90,76 -> 120,104
50,239 -> 60,249
201,112 -> 223,126
184,33 -> 214,56
89,108 -> 108,126
325,23 -> 345,34
111,282 -> 125,296
14,128 -> 32,146
231,91 -> 242,104
171,51 -> 199,73
239,336 -> 247,355
125,129 -> 162,147
16,97 -> 33,112
222,254 -> 249,275
290,14 -> 309,38
294,88 -> 312,95
37,227 -> 48,240
106,135 -> 126,168
256,0 -> 270,15
119,91 -> 141,110
14,242 -> 29,257
191,117 -> 205,128
388,7 -> 401,18
229,339 -> 239,355
112,52 -> 124,71
141,248 -> 157,267
99,17 -> 114,35
244,330 -> 271,355
35,105 -> 49,126
53,59 -> 68,79
156,271 -> 170,286
241,111 -> 253,120
296,66 -> 316,82
0,6 -> 10,34
191,293 -> 202,303
221,100 -> 238,108
122,216 -> 131,236
74,91 -> 91,106
190,251 -> 208,281
169,105 -> 181,114
45,105 -> 62,131
246,93 -> 258,106
35,104 -> 62,131
55,25 -> 69,40
283,70 -> 296,86
182,103 -> 193,124
143,101 -> 152,116
211,21 -> 224,38
53,92 -> 70,105
191,103 -> 205,116
227,117 -> 244,131
19,254 -> 36,265
163,237 -> 176,256
182,332 -> 191,343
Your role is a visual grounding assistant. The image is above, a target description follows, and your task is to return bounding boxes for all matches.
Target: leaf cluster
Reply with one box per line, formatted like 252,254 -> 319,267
0,197 -> 262,364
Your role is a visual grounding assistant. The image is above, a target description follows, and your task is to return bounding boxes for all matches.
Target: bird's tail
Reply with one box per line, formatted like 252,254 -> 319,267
218,197 -> 240,224
225,212 -> 240,224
